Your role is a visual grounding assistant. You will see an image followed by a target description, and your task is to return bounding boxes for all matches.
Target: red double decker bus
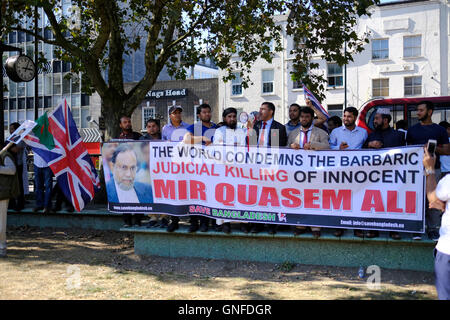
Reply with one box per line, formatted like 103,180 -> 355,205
356,96 -> 450,134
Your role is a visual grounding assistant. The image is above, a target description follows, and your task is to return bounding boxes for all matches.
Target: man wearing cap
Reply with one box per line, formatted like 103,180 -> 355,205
364,108 -> 406,240
162,106 -> 190,142
183,103 -> 217,233
365,108 -> 405,149
161,105 -> 191,232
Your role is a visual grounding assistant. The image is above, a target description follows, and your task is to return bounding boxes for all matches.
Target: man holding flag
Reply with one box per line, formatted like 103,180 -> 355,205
31,114 -> 54,213
303,85 -> 329,131
23,99 -> 100,212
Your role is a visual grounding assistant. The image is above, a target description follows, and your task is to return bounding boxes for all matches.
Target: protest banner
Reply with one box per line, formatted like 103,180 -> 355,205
103,140 -> 425,233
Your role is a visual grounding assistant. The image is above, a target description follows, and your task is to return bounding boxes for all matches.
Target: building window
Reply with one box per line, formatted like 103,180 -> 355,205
262,69 -> 274,94
372,78 -> 389,97
293,80 -> 302,90
231,72 -> 242,96
372,39 -> 389,60
81,94 -> 90,106
292,36 -> 307,52
44,27 -> 53,40
62,61 -> 71,72
403,35 -> 421,58
18,98 -> 26,109
9,80 -> 17,98
17,31 -> 25,43
43,43 -> 52,60
404,76 -> 422,96
71,106 -> 80,126
44,73 -> 52,95
52,60 -> 61,73
44,96 -> 52,108
8,32 -> 16,44
26,80 -> 34,97
327,104 -> 343,118
26,32 -> 33,42
17,82 -> 25,97
26,97 -> 34,109
142,106 -> 155,130
9,99 -> 17,110
327,63 -> 343,87
53,73 -> 62,94
71,74 -> 80,93
71,94 -> 80,107
62,73 -> 71,94
81,107 -> 90,128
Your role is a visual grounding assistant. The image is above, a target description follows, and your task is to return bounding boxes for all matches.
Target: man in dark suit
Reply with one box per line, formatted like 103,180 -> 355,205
248,102 -> 287,234
106,143 -> 153,226
249,102 -> 288,148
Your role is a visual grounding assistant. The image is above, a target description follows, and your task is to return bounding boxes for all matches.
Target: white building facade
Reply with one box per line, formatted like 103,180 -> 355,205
218,0 -> 450,125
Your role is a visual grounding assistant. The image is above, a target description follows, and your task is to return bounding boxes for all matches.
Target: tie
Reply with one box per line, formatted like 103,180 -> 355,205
302,129 -> 308,148
259,122 -> 267,146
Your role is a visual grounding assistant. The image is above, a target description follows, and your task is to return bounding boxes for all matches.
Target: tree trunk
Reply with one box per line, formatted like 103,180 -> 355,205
101,96 -> 128,141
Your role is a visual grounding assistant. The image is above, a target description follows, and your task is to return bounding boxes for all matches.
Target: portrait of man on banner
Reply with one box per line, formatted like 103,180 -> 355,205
105,142 -> 153,204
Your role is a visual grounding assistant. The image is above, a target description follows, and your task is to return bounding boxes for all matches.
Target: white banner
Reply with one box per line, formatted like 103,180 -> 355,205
104,141 -> 425,232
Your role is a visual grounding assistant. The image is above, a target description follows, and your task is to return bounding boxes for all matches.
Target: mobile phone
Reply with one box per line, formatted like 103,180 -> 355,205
427,139 -> 437,156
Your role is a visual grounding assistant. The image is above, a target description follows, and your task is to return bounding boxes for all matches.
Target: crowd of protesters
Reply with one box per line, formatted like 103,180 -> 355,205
115,100 -> 450,244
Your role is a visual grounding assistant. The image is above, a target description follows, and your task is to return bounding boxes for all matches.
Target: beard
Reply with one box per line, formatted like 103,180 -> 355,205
116,180 -> 134,191
227,122 -> 237,129
301,121 -> 313,129
344,121 -> 355,128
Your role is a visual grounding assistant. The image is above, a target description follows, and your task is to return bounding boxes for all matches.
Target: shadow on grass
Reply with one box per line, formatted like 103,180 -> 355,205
3,225 -> 436,300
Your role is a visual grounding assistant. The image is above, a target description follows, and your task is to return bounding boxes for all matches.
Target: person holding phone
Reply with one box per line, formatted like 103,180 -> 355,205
406,101 -> 450,241
423,147 -> 450,299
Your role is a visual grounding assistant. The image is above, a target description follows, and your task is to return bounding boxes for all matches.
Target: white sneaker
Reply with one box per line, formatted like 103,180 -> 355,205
412,233 -> 422,240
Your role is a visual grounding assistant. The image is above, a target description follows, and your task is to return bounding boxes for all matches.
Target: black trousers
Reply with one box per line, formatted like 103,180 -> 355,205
9,164 -> 25,210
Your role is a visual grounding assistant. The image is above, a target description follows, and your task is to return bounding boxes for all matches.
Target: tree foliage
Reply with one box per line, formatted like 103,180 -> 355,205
1,0 -> 378,138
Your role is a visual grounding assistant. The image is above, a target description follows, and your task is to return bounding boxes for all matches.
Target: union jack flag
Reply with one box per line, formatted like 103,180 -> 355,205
303,85 -> 330,120
24,99 -> 100,211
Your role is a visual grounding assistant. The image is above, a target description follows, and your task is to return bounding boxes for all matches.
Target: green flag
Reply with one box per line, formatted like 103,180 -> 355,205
32,112 -> 55,150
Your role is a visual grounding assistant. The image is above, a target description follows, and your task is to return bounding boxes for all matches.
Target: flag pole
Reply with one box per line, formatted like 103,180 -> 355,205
0,142 -> 14,157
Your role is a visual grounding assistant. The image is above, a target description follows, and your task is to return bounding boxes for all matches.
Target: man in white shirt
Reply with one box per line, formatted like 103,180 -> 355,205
213,107 -> 249,234
213,108 -> 247,147
424,147 -> 450,300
